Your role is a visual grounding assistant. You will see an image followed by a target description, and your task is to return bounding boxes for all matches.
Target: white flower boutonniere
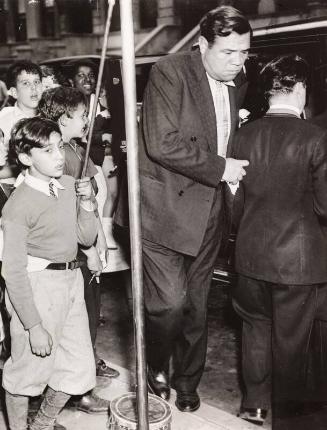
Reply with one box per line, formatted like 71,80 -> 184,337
239,108 -> 250,127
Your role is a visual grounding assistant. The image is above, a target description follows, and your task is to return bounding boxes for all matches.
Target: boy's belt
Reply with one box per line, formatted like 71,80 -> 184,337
46,260 -> 85,270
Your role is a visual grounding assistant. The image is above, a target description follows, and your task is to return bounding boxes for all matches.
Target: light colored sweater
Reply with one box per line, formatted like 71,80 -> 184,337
1,174 -> 97,329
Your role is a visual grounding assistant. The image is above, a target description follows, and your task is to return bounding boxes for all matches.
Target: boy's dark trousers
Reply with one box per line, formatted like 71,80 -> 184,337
78,250 -> 100,354
233,275 -> 327,428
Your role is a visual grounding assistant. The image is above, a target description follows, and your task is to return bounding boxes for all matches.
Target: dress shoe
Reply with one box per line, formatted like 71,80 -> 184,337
96,358 -> 120,378
175,391 -> 200,412
239,407 -> 267,426
75,393 -> 110,414
147,367 -> 170,401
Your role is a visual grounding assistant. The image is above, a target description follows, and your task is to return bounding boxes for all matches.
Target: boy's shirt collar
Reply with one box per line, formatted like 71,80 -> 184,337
24,171 -> 65,197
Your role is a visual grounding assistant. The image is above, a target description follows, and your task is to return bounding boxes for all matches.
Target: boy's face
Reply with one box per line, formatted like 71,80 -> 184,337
12,71 -> 43,111
21,132 -> 65,181
72,65 -> 96,96
64,103 -> 89,140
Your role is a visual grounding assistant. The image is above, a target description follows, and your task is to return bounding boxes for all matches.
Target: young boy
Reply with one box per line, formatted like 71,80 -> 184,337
1,117 -> 98,430
0,61 -> 43,180
38,86 -> 119,413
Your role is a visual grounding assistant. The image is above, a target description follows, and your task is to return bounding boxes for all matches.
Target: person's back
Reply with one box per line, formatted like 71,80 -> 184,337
234,115 -> 327,284
232,54 -> 327,427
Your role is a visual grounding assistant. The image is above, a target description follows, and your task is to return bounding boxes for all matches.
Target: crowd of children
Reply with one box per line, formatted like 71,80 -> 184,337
0,58 -> 129,429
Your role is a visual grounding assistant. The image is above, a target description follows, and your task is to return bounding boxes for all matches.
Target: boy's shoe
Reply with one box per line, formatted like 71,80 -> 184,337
96,359 -> 120,378
76,393 -> 110,414
239,407 -> 267,426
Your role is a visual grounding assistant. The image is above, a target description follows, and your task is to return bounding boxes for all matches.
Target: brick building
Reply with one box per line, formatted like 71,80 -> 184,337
0,0 -> 326,72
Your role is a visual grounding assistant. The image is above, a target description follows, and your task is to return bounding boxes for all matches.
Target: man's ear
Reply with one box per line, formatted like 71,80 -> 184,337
198,36 -> 209,55
68,78 -> 74,88
18,152 -> 32,167
9,87 -> 18,100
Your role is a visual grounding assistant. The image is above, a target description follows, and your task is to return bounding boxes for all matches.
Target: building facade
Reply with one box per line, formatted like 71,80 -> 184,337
0,0 -> 326,74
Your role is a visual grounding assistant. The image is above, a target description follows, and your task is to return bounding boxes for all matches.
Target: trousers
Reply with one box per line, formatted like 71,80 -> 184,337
233,275 -> 327,410
142,189 -> 224,392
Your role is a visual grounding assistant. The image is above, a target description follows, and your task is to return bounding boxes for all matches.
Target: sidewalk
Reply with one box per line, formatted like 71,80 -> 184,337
0,364 -> 259,430
55,363 -> 259,430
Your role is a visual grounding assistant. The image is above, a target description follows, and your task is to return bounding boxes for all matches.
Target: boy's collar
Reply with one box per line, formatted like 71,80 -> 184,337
23,171 -> 65,197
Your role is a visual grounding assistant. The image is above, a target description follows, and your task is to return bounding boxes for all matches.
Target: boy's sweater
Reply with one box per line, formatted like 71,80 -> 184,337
64,139 -> 98,179
1,174 -> 97,330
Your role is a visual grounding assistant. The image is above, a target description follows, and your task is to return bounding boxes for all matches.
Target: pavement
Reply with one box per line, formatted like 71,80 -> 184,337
43,363 -> 260,430
0,278 -> 264,430
0,362 -> 259,430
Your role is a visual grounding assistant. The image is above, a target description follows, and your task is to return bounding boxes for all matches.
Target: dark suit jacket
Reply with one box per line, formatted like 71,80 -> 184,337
233,113 -> 327,285
125,50 -> 247,257
310,109 -> 327,129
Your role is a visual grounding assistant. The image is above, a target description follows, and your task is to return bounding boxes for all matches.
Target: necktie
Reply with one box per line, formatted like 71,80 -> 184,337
49,181 -> 56,198
215,81 -> 230,158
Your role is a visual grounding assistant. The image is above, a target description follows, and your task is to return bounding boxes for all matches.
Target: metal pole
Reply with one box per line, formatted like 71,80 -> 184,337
119,1 -> 149,430
81,0 -> 115,178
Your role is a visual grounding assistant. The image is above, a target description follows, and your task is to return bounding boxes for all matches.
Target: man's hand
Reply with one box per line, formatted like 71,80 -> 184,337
28,323 -> 53,357
75,177 -> 92,201
222,158 -> 249,185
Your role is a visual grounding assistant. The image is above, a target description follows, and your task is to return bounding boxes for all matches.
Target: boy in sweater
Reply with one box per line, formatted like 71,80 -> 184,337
38,86 -> 119,414
2,117 -> 98,429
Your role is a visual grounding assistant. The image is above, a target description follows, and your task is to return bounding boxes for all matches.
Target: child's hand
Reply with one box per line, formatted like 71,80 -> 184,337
75,177 -> 92,201
28,323 -> 53,357
85,245 -> 103,276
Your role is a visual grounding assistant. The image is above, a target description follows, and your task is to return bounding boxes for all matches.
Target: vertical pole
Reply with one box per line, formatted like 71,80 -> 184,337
81,0 -> 115,178
119,1 -> 149,430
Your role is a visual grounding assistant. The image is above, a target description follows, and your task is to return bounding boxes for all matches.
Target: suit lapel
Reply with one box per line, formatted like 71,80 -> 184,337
189,51 -> 217,154
188,52 -> 248,156
227,70 -> 248,157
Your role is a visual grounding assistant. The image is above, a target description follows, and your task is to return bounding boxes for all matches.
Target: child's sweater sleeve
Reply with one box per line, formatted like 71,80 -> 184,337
2,220 -> 42,330
77,204 -> 98,248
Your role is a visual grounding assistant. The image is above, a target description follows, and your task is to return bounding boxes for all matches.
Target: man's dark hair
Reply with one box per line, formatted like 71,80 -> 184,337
6,60 -> 42,89
260,54 -> 309,101
38,86 -> 87,122
200,6 -> 252,46
9,117 -> 61,167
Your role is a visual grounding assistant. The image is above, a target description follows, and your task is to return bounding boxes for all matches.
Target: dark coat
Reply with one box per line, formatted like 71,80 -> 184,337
128,49 -> 247,257
310,109 -> 327,129
233,113 -> 327,285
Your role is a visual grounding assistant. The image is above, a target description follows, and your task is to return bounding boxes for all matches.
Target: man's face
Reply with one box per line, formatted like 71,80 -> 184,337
199,31 -> 250,82
64,103 -> 89,140
72,65 -> 96,96
23,132 -> 65,181
12,71 -> 43,111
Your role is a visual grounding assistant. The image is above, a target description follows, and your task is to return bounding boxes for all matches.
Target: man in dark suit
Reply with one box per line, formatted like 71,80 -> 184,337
232,54 -> 327,427
138,6 -> 251,412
